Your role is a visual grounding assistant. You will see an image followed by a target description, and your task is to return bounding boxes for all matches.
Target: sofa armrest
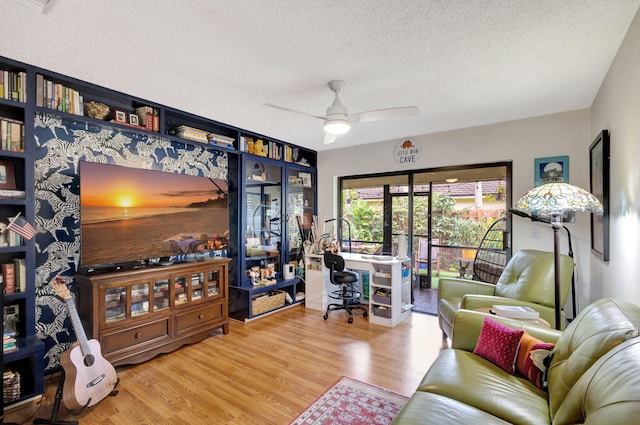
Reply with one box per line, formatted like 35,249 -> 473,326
460,295 -> 560,328
438,277 -> 496,300
451,310 -> 562,352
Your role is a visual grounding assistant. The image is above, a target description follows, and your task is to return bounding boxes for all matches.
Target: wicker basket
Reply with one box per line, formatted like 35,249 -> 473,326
252,290 -> 286,315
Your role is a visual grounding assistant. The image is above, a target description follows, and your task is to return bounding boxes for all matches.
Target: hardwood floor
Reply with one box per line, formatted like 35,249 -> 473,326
5,305 -> 447,425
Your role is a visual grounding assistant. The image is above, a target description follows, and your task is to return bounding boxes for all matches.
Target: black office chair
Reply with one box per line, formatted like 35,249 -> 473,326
323,251 -> 368,323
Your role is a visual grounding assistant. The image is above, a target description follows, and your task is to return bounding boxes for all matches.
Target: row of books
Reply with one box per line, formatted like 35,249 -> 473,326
208,133 -> 234,148
170,125 -> 235,148
284,145 -> 311,166
0,70 -> 27,103
135,106 -> 160,132
0,117 -> 24,152
3,335 -> 17,353
1,229 -> 25,247
35,74 -> 84,116
3,369 -> 21,404
241,135 -> 282,160
2,259 -> 26,294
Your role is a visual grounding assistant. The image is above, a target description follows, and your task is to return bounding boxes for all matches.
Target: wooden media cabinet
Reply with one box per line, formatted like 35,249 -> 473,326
75,259 -> 230,366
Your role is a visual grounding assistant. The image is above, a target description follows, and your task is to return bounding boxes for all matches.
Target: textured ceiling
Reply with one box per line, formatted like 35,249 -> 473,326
2,0 -> 639,151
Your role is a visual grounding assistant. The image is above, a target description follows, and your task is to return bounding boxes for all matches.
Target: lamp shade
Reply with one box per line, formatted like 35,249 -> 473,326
323,117 -> 351,135
514,182 -> 603,217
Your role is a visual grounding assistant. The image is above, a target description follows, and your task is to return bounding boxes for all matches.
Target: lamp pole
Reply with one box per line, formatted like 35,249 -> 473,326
551,212 -> 562,330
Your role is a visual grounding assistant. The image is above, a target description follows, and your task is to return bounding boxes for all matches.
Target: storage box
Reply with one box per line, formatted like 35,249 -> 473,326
252,290 -> 286,315
373,272 -> 391,286
373,288 -> 391,305
372,305 -> 392,318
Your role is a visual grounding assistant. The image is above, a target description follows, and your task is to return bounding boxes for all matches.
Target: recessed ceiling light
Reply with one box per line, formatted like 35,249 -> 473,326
446,178 -> 458,183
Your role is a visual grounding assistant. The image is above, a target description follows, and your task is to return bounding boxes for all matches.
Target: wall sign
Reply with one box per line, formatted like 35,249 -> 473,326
393,139 -> 422,166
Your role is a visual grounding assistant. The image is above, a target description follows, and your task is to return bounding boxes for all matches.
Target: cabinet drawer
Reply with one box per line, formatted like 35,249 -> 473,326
101,317 -> 170,354
175,303 -> 223,333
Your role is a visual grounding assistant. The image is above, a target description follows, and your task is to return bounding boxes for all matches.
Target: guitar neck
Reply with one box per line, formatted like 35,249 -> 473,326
64,296 -> 91,356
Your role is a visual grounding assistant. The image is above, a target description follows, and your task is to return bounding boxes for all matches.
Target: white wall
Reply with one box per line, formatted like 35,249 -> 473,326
317,109 -> 592,315
317,6 -> 640,315
590,8 -> 640,304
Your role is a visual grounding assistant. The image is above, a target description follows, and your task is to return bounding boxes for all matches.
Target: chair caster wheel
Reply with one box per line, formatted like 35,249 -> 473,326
323,314 -> 328,320
363,311 -> 368,318
348,317 -> 353,324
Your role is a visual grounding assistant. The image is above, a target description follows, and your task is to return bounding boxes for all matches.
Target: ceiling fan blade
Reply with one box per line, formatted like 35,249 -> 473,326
323,133 -> 338,145
350,106 -> 419,124
264,103 -> 326,120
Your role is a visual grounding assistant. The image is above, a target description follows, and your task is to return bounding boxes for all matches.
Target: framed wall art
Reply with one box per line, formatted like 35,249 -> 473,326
589,130 -> 610,261
0,159 -> 16,190
534,155 -> 569,187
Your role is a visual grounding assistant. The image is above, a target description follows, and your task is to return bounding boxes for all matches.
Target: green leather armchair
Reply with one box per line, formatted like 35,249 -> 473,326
438,249 -> 574,338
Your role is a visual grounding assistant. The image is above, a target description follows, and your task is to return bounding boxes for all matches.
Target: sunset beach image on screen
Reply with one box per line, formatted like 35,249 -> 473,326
79,161 -> 229,268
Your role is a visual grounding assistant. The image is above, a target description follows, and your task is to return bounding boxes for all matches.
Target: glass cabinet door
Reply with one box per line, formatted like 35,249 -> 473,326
245,159 -> 282,284
206,268 -> 222,298
287,167 -> 315,269
153,278 -> 170,311
131,282 -> 150,316
174,274 -> 189,305
191,272 -> 204,300
104,286 -> 126,323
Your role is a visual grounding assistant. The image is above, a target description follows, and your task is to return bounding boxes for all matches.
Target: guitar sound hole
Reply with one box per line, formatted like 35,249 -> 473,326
84,354 -> 95,367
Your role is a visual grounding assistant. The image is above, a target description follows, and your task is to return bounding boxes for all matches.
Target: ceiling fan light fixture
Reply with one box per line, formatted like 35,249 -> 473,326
323,117 -> 351,135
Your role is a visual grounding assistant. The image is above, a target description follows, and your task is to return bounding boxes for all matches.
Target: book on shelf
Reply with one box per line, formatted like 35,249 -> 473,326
171,125 -> 209,143
12,258 -> 26,293
1,262 -> 15,294
135,106 -> 160,132
36,74 -> 83,116
0,70 -> 26,103
0,189 -> 25,199
3,303 -> 20,337
492,305 -> 540,320
3,334 -> 17,353
0,117 -> 25,152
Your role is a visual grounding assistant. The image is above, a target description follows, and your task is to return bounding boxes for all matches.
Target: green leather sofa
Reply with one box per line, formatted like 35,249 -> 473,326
392,298 -> 640,424
439,249 -> 574,336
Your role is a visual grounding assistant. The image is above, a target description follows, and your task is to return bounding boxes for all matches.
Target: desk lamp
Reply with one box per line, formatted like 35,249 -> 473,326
514,182 -> 602,329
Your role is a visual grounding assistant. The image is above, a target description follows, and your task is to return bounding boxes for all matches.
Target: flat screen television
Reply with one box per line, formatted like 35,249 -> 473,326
79,161 -> 229,273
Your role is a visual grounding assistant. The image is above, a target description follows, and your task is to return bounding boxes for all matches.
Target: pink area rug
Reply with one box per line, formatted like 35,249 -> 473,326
289,376 -> 409,425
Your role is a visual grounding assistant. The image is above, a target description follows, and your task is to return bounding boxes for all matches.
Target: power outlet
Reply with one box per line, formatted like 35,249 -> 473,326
530,227 -> 540,239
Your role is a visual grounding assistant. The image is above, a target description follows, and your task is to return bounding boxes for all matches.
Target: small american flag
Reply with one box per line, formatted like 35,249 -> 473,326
7,215 -> 36,240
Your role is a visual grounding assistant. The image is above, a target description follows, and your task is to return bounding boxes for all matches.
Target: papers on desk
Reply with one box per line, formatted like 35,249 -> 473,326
492,305 -> 540,320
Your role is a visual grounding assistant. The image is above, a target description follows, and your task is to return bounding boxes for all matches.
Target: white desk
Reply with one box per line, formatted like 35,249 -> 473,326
305,253 -> 412,327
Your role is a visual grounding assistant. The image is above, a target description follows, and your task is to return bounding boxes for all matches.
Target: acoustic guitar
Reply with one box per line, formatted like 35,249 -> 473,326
51,276 -> 118,411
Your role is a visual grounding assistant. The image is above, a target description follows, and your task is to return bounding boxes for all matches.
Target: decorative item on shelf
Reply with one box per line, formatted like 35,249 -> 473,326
514,181 -> 603,329
7,212 -> 36,240
261,263 -> 277,284
253,138 -> 267,157
83,101 -> 110,120
113,109 -> 127,123
249,266 -> 261,286
249,162 -> 266,181
298,172 -> 312,187
129,113 -> 139,126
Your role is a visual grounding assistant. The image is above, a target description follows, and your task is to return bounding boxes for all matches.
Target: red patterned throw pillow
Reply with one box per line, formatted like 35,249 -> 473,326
516,332 -> 555,390
473,317 -> 524,374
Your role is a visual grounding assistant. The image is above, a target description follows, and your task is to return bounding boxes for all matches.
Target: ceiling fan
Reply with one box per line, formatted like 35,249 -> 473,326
265,80 -> 419,144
